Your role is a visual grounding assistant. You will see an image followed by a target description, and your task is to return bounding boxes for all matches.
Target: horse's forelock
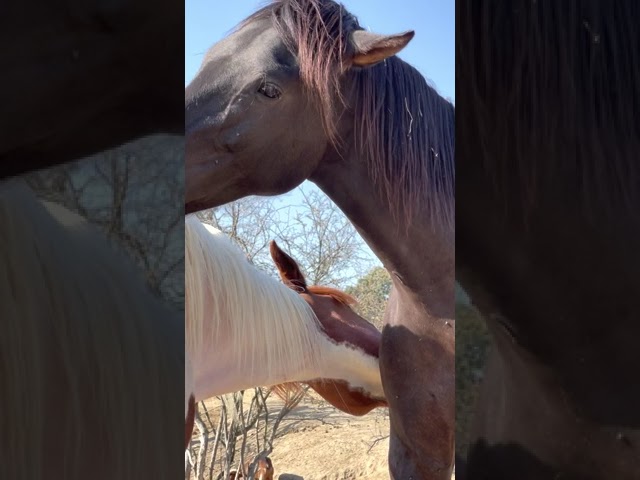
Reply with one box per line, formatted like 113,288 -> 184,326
271,0 -> 359,145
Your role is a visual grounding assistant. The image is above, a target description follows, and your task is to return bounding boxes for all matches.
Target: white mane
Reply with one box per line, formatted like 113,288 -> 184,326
0,180 -> 183,480
185,215 -> 326,393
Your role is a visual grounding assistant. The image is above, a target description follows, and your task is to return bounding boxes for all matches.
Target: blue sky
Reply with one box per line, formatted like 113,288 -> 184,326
185,0 -> 455,279
185,0 -> 454,103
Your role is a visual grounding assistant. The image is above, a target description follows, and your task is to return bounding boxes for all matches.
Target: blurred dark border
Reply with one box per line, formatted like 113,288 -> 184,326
456,1 -> 640,479
0,0 -> 184,478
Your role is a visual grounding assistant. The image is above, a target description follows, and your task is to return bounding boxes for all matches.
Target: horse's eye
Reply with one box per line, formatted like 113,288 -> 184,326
258,83 -> 282,99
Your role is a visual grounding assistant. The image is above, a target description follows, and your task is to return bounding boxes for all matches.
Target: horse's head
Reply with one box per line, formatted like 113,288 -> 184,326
254,456 -> 274,480
228,456 -> 274,480
269,240 -> 388,416
185,0 -> 413,213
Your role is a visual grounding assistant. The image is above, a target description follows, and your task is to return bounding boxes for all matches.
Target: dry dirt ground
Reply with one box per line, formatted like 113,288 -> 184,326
190,392 -> 455,480
267,394 -> 390,480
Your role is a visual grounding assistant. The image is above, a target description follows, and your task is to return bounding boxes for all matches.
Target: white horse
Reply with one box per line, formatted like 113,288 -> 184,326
184,215 -> 386,430
0,180 -> 183,480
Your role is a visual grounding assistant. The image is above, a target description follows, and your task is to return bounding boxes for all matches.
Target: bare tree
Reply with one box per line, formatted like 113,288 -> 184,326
197,197 -> 284,273
345,266 -> 392,331
26,134 -> 185,309
273,188 -> 373,287
199,186 -> 376,289
186,386 -> 307,480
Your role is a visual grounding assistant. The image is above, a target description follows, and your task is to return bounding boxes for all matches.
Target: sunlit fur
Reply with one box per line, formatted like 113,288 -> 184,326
184,215 -> 384,402
185,215 -> 323,383
0,180 -> 182,480
307,285 -> 356,305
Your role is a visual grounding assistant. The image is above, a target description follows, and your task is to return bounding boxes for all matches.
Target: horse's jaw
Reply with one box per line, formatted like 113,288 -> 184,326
309,338 -> 387,415
184,141 -> 241,213
307,378 -> 388,416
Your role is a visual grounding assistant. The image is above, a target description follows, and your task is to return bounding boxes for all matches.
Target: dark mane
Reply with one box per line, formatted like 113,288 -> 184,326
241,0 -> 358,144
240,0 -> 455,231
354,58 -> 455,230
308,285 -> 357,306
458,0 -> 640,220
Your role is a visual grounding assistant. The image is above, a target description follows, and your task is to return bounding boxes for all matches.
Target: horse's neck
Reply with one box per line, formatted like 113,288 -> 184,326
188,292 -> 383,400
311,154 -> 454,321
190,332 -> 383,401
319,338 -> 385,399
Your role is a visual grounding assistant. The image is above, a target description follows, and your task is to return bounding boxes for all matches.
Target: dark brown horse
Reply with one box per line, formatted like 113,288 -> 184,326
1,0 -> 183,178
185,1 -> 455,478
457,1 -> 640,478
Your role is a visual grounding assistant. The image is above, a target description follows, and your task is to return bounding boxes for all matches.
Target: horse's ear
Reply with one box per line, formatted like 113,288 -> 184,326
350,30 -> 414,67
269,240 -> 308,291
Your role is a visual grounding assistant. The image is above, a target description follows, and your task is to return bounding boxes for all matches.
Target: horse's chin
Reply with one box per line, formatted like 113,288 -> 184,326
185,130 -> 244,211
331,395 -> 388,416
308,379 -> 388,416
184,163 -> 244,213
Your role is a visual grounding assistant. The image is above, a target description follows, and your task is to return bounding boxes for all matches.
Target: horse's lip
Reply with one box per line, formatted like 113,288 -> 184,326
371,395 -> 389,405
